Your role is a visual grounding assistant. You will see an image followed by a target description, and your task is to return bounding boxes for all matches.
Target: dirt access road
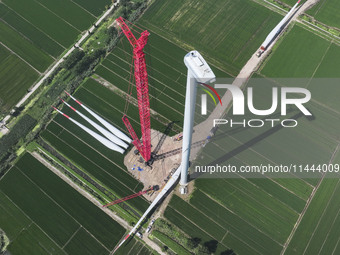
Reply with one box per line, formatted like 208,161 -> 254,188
190,0 -> 320,160
0,1 -> 120,133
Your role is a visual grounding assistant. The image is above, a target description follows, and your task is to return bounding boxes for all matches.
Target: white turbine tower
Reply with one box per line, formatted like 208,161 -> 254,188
179,51 -> 216,194
112,51 -> 216,254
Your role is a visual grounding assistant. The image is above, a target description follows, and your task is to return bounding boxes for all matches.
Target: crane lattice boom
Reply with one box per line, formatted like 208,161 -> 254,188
116,17 -> 151,162
103,186 -> 158,207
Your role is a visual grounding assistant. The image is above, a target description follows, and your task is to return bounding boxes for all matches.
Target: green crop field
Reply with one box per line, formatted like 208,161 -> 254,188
307,0 -> 340,29
0,0 -> 112,114
279,0 -> 300,6
260,26 -> 331,78
33,0 -> 96,31
260,25 -> 340,113
0,153 -> 126,254
285,177 -> 340,254
254,22 -> 340,255
0,4 -> 64,57
0,46 -> 39,112
71,0 -> 112,17
151,231 -> 191,255
164,60 -> 339,254
139,0 -> 282,76
0,21 -> 52,72
2,0 -> 79,47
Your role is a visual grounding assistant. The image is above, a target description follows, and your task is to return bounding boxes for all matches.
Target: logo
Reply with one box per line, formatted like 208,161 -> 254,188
200,83 -> 312,128
199,83 -> 222,115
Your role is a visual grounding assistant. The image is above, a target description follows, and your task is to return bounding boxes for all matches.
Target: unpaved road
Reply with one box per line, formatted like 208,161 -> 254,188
190,0 -> 319,159
0,1 -> 119,132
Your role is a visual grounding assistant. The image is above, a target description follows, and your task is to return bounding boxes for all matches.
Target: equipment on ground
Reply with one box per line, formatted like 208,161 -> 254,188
257,0 -> 301,57
103,185 -> 159,207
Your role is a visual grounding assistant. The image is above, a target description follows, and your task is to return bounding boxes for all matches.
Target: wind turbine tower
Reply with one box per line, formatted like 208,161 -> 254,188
179,51 -> 216,194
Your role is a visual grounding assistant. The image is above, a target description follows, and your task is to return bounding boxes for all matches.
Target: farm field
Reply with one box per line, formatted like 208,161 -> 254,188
163,23 -> 340,253
307,0 -> 340,29
16,1 -> 340,255
285,177 -> 340,254
139,0 -> 282,76
0,153 -> 125,254
253,23 -> 340,255
260,25 -> 340,112
0,45 -> 39,112
0,0 -> 110,114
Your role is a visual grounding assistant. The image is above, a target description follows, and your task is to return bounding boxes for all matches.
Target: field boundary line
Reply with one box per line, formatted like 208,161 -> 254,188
0,2 -> 66,49
62,225 -> 82,249
0,187 -> 67,253
220,125 -> 316,186
32,150 -> 133,230
258,76 -> 340,118
167,206 -> 230,250
102,56 -> 210,118
50,121 -> 130,174
102,55 -> 212,119
281,142 -> 340,254
99,64 -> 186,118
137,21 -> 235,77
200,189 -> 284,246
83,79 -> 187,132
32,0 -> 81,32
0,18 -> 56,60
1,2 -> 118,127
208,136 -> 313,198
0,192 -> 33,241
302,179 -> 340,254
81,87 -> 147,127
109,49 -> 214,116
331,236 -> 340,254
51,117 -> 133,176
302,142 -> 340,254
318,200 -> 340,254
0,41 -> 41,74
17,164 -> 111,251
306,40 -> 332,88
127,241 -> 138,255
68,0 -> 97,18
45,124 -> 150,213
309,0 -> 325,16
169,205 -> 261,254
116,45 -> 186,79
189,198 -> 280,251
220,231 -> 229,244
197,145 -> 308,202
109,50 -> 190,98
0,164 -> 14,182
104,56 -> 187,102
88,76 -> 183,133
221,178 -> 300,218
46,126 -> 145,197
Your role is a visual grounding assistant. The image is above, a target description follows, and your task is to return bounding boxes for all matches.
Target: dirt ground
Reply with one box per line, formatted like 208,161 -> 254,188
124,129 -> 183,202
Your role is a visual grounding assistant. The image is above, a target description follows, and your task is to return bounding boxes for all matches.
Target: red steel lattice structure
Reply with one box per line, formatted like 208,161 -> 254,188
116,17 -> 151,161
102,186 -> 157,208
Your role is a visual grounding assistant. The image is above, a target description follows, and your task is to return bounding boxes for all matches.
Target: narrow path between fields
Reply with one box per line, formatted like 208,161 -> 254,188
0,1 -> 120,131
280,142 -> 340,254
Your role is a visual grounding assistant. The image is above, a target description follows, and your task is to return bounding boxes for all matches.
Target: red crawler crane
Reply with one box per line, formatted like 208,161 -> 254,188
103,185 -> 159,207
116,17 -> 151,162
